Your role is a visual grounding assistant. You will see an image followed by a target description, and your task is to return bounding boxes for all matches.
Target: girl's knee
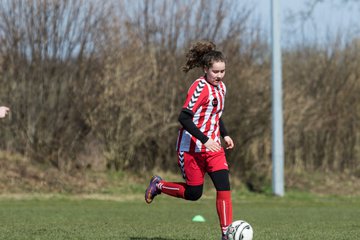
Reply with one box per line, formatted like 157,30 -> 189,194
184,185 -> 203,201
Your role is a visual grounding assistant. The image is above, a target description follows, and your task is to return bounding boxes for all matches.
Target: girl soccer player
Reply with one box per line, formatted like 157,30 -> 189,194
145,40 -> 234,240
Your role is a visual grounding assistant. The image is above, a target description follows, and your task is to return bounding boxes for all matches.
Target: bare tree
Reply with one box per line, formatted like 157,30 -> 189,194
0,0 -> 358,193
0,0 -> 113,169
90,0 -> 259,173
283,35 -> 360,175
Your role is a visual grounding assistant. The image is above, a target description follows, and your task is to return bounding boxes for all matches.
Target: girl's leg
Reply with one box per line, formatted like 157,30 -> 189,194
159,182 -> 203,200
145,151 -> 205,203
145,177 -> 203,201
209,169 -> 233,236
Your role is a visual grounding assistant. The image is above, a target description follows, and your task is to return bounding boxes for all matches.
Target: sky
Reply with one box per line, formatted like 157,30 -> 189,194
245,0 -> 360,46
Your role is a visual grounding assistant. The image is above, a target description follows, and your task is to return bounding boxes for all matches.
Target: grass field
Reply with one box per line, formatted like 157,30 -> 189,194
0,191 -> 359,240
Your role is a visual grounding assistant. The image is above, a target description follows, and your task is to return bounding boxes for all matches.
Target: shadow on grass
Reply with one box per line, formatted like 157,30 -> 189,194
130,237 -> 196,240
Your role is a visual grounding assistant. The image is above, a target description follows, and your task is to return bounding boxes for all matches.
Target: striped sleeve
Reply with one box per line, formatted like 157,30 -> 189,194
182,78 -> 208,113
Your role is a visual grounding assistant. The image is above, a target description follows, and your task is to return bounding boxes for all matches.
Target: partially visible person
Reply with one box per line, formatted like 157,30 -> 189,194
0,106 -> 10,118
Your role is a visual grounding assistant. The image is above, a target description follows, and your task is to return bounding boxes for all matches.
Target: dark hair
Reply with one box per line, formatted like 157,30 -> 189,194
182,40 -> 226,73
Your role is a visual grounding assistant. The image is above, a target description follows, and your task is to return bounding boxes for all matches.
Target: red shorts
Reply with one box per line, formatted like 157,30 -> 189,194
177,148 -> 229,186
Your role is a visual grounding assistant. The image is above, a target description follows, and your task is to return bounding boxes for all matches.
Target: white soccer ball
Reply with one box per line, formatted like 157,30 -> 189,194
226,220 -> 254,240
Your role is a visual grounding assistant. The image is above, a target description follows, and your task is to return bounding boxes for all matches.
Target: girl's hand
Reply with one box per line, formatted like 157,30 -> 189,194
223,136 -> 234,149
204,138 -> 221,152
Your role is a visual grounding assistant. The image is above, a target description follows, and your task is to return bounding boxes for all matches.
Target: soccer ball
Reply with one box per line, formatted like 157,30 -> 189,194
226,220 -> 253,240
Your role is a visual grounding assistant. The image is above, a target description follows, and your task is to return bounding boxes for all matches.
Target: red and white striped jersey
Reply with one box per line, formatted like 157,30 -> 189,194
176,76 -> 226,152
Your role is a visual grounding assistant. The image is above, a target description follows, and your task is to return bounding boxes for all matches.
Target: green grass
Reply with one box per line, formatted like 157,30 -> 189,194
0,192 -> 359,239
